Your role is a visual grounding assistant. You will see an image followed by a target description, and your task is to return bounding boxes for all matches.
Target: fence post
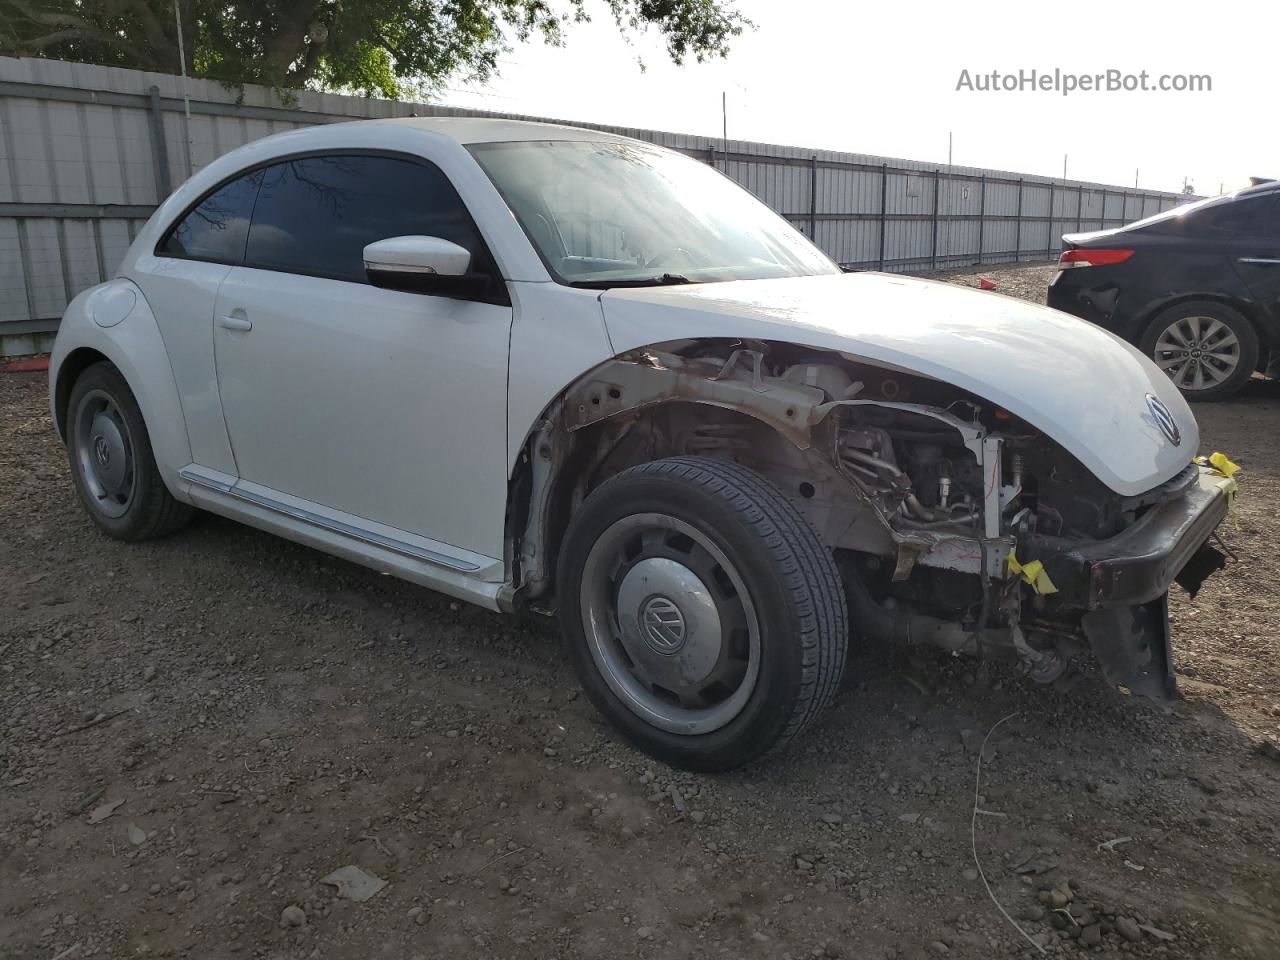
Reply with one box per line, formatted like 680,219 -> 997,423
977,176 -> 986,266
930,168 -> 940,272
809,156 -> 818,241
1046,182 -> 1055,259
146,85 -> 172,200
1076,186 -> 1083,234
878,163 -> 888,271
1014,178 -> 1023,263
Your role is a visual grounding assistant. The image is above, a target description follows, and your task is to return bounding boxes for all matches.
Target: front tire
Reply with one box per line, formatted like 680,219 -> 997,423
66,362 -> 192,541
557,457 -> 848,771
1140,301 -> 1258,402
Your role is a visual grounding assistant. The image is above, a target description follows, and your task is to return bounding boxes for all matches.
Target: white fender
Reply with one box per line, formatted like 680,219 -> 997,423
50,279 -> 193,500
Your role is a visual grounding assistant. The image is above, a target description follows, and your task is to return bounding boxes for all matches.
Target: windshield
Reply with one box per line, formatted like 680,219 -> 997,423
469,140 -> 839,287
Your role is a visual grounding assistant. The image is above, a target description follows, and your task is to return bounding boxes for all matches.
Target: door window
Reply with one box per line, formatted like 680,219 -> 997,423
158,170 -> 263,263
244,154 -> 484,283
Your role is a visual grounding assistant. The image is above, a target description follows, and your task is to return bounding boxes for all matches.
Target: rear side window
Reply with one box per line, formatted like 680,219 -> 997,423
158,170 -> 262,262
1142,192 -> 1276,238
244,155 -> 483,283
1190,195 -> 1274,234
1231,193 -> 1279,237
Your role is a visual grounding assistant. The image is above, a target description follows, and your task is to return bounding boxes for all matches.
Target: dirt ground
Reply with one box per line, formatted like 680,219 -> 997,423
2,262 -> 1279,960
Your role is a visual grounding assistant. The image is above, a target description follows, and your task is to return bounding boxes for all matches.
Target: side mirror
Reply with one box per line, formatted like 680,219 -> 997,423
363,236 -> 487,296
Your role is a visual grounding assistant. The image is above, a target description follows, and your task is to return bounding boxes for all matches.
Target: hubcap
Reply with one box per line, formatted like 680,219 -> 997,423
581,513 -> 760,735
1152,315 -> 1240,392
73,388 -> 136,518
616,557 -> 724,688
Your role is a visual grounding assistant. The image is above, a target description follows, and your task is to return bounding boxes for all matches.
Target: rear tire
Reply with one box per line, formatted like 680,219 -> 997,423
1139,301 -> 1258,402
66,362 -> 192,541
557,456 -> 847,771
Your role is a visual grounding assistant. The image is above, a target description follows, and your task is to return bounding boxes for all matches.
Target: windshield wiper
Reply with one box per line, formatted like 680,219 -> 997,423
569,273 -> 694,290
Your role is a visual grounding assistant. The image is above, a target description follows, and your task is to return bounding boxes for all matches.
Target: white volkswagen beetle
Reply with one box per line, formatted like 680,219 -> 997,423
50,118 -> 1235,770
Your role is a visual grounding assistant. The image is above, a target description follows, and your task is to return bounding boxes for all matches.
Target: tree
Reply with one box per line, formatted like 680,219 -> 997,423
0,0 -> 747,98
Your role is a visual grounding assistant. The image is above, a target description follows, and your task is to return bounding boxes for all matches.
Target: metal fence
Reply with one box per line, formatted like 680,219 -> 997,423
0,55 -> 1188,355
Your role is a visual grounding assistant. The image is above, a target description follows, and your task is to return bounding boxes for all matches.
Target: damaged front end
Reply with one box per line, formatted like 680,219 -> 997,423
516,339 -> 1236,699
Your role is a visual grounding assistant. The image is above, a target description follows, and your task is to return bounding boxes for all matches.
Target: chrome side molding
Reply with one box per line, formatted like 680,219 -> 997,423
178,466 -> 479,572
179,466 -> 234,493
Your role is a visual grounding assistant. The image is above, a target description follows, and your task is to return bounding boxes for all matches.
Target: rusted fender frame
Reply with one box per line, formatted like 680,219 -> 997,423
562,351 -> 825,448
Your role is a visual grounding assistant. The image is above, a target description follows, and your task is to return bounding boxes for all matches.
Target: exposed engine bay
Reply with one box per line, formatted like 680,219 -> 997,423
514,338 -> 1234,699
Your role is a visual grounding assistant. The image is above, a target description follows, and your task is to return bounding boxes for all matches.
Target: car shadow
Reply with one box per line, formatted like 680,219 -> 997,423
1216,374 -> 1280,405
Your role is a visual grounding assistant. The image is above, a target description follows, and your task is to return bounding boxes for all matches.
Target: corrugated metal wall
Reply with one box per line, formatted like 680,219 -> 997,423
0,55 -> 1187,355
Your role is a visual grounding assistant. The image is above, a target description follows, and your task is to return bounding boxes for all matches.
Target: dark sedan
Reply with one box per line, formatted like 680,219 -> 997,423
1047,182 -> 1280,401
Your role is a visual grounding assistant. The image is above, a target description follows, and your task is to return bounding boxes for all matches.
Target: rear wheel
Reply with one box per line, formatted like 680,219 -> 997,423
557,456 -> 847,771
66,362 -> 192,541
1140,301 -> 1258,401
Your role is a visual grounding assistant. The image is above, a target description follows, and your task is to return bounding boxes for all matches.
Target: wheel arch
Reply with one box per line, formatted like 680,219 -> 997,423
1134,292 -> 1271,369
53,346 -> 111,440
505,339 -> 857,605
49,281 -> 193,495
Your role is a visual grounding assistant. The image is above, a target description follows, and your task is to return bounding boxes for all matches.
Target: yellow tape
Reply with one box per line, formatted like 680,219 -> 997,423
1195,451 -> 1242,529
1224,475 -> 1240,530
1210,453 -> 1240,477
1195,451 -> 1241,478
1007,551 -> 1059,595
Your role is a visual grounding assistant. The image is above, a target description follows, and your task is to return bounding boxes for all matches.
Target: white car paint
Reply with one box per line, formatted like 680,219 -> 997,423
503,281 -> 615,467
138,258 -> 241,475
600,273 -> 1198,497
212,261 -> 512,561
51,116 -> 1197,612
105,117 -> 590,567
51,280 -> 193,486
363,235 -> 473,276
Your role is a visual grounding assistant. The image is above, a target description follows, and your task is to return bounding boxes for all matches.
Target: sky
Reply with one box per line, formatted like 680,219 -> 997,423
438,0 -> 1277,197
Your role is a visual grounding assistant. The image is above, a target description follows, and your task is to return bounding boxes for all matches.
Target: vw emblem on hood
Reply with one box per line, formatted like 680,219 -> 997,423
1145,394 -> 1182,446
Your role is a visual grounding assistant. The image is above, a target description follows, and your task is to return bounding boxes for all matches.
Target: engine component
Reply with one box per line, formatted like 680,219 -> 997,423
835,407 -> 981,529
1011,624 -> 1068,684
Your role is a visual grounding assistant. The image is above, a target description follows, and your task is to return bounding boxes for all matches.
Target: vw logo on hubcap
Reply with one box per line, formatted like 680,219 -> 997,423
93,435 -> 111,467
639,595 -> 687,654
1144,393 -> 1182,446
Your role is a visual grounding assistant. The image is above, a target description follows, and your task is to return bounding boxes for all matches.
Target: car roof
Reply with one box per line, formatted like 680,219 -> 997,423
1221,180 -> 1279,201
353,116 -> 634,146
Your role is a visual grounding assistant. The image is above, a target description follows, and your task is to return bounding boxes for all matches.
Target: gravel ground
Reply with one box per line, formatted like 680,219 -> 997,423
3,262 -> 1279,960
936,262 -> 1063,303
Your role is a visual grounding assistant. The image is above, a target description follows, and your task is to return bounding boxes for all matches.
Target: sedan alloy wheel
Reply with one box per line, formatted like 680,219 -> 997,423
1152,314 -> 1240,392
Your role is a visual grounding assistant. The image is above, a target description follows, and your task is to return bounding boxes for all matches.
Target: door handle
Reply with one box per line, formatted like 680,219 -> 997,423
1238,257 -> 1280,265
219,315 -> 253,331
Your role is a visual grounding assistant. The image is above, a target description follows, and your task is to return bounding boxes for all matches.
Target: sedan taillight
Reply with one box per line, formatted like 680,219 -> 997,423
1057,248 -> 1135,268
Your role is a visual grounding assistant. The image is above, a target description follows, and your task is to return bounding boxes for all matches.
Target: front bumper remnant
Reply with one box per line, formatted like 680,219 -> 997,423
1032,466 -> 1234,610
1033,465 -> 1235,699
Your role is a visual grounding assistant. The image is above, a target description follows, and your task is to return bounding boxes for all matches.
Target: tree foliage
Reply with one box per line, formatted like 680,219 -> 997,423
0,0 -> 746,97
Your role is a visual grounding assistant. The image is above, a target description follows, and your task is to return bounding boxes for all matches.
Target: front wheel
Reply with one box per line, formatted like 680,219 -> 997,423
1140,301 -> 1259,401
66,362 -> 192,541
557,457 -> 848,771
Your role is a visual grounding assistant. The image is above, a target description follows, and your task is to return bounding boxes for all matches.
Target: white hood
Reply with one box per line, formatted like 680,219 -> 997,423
600,272 -> 1196,496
